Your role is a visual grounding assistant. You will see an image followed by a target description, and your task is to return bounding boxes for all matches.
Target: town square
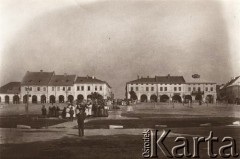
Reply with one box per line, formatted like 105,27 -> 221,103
0,0 -> 240,158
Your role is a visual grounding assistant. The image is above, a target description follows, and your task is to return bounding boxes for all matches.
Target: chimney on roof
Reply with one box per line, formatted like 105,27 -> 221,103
92,76 -> 95,79
167,74 -> 170,78
40,70 -> 43,72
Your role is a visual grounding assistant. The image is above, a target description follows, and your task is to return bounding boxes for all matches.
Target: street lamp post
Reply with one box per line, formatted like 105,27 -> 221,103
238,82 -> 240,104
25,86 -> 29,117
65,87 -> 68,103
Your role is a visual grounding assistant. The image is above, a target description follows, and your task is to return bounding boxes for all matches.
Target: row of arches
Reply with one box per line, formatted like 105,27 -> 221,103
21,94 -> 92,104
1,94 -> 99,104
140,94 -> 183,102
0,95 -> 20,104
139,94 -> 214,103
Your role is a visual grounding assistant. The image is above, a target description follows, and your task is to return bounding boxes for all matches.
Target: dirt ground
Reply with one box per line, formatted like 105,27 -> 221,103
0,103 -> 240,158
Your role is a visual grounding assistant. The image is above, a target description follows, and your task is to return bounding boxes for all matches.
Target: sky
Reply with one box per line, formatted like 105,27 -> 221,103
0,0 -> 240,98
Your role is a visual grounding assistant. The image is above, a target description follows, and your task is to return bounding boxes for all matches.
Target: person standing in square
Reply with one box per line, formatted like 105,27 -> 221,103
77,109 -> 86,137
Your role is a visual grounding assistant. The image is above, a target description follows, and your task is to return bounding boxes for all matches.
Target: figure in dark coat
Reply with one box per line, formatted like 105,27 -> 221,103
62,107 -> 66,119
77,109 -> 86,137
56,106 -> 60,117
48,106 -> 52,117
70,107 -> 74,121
41,105 -> 47,117
52,106 -> 56,117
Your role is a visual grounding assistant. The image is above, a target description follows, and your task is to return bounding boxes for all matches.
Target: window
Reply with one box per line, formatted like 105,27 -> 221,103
57,87 -> 60,91
131,87 -> 133,91
198,87 -> 201,91
63,87 -> 65,91
188,87 -> 191,91
81,86 -> 84,91
146,87 -> 149,91
174,87 -> 177,91
151,87 -> 154,91
211,87 -> 213,91
37,87 -> 40,91
77,86 -> 80,91
43,87 -> 46,91
95,86 -> 97,91
179,87 -> 181,91
25,87 -> 28,91
136,87 -> 138,91
160,87 -> 163,91
165,87 -> 167,91
29,87 -> 32,91
68,87 -> 71,91
88,86 -> 90,91
52,87 -> 54,91
100,86 -> 102,91
205,87 -> 208,91
193,87 -> 196,91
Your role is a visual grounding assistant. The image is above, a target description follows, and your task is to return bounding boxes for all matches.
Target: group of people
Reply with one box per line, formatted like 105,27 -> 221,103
41,105 -> 61,117
61,102 -> 93,120
41,99 -> 108,137
41,100 -> 108,119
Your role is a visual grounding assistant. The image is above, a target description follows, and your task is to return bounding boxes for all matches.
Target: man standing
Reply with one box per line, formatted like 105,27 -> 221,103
41,105 -> 47,117
77,109 -> 86,137
70,107 -> 74,121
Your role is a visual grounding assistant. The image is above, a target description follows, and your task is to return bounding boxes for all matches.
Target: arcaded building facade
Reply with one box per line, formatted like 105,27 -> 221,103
0,70 -> 112,104
0,82 -> 21,104
126,74 -> 217,103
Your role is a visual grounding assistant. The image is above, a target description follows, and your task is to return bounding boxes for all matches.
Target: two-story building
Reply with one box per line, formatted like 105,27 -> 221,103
48,74 -> 77,103
0,82 -> 21,104
3,70 -> 112,104
74,76 -> 112,101
184,77 -> 217,103
219,76 -> 240,103
126,74 -> 217,103
21,70 -> 54,104
126,75 -> 186,102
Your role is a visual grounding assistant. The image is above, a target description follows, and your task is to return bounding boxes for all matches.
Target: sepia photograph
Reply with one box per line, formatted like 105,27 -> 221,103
0,0 -> 240,158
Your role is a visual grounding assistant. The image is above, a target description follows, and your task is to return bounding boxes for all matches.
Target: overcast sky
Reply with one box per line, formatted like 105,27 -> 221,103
0,0 -> 240,98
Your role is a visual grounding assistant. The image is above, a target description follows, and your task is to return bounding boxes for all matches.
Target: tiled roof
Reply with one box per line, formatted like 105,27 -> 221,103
155,76 -> 185,84
0,82 -> 21,94
76,76 -> 111,88
21,71 -> 54,86
185,77 -> 216,84
48,75 -> 76,86
128,78 -> 156,84
127,75 -> 185,84
223,76 -> 240,88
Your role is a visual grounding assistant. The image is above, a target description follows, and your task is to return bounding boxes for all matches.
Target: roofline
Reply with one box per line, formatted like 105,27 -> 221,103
48,74 -> 77,86
0,81 -> 21,86
185,82 -> 216,84
21,71 -> 55,86
127,81 -> 186,84
226,84 -> 240,88
127,81 -> 216,84
48,84 -> 75,86
74,82 -> 111,88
